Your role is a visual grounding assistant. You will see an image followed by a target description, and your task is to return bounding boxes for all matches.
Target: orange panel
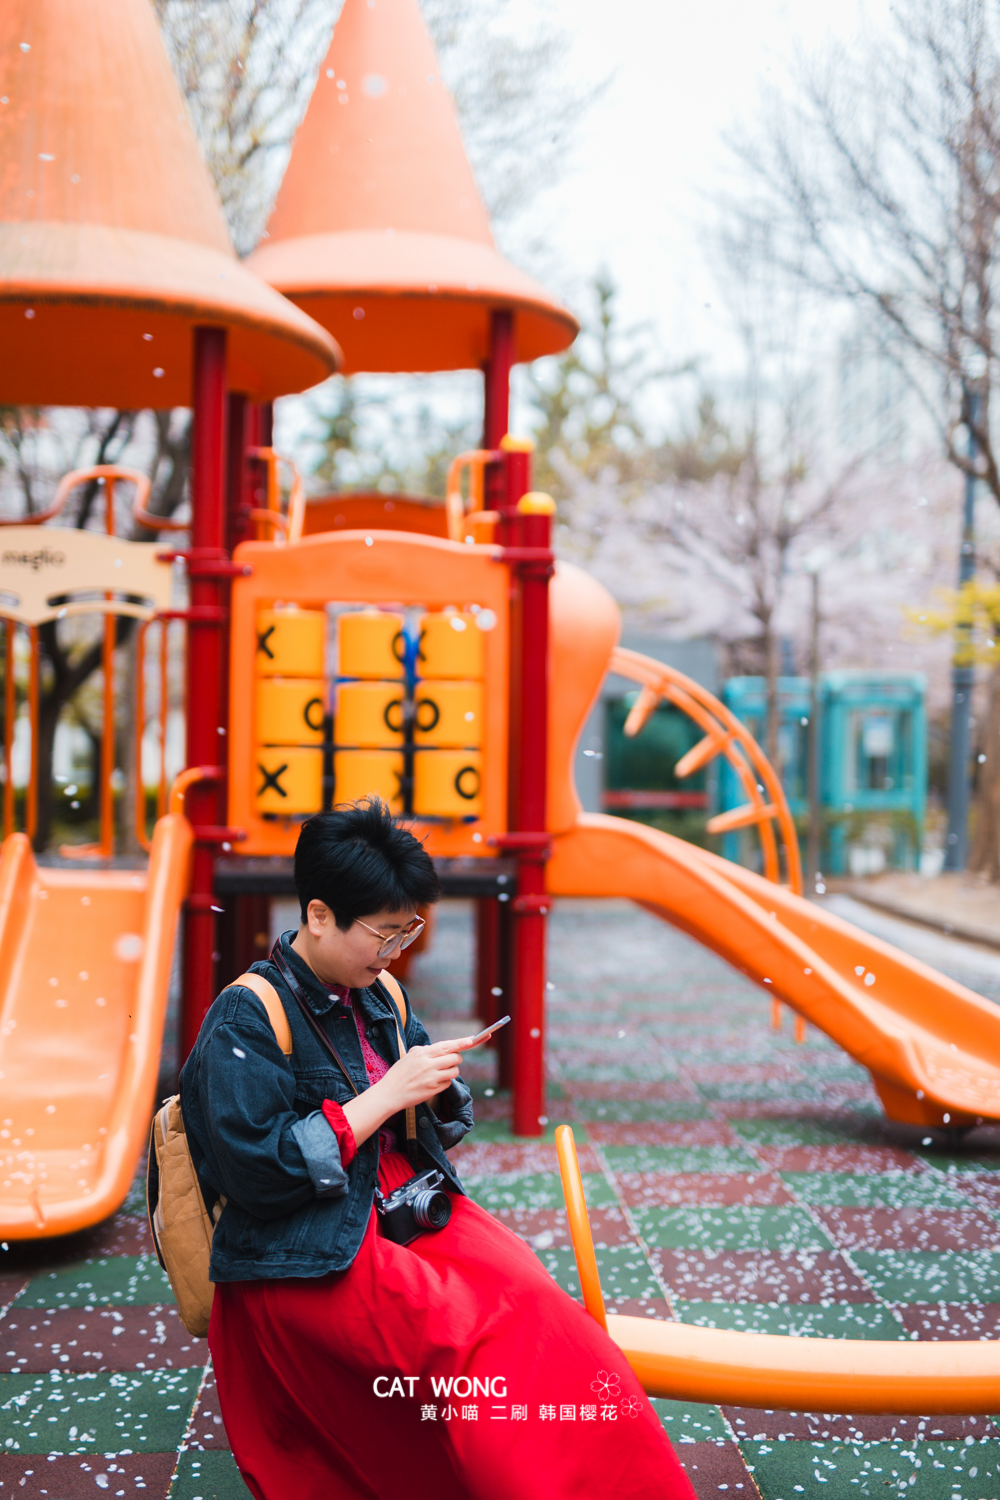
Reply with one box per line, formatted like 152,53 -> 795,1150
303,494 -> 448,539
228,531 -> 509,857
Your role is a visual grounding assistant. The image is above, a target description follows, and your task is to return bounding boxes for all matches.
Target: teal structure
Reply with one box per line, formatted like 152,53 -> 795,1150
721,673 -> 927,875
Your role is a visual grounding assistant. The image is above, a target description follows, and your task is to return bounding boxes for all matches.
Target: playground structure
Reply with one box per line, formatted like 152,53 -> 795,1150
3,0 -> 1000,1423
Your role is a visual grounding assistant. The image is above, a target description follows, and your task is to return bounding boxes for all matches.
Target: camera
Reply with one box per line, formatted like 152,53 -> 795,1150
376,1168 -> 452,1246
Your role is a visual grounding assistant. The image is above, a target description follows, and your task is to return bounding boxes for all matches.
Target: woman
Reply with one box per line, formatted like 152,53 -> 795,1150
180,799 -> 696,1500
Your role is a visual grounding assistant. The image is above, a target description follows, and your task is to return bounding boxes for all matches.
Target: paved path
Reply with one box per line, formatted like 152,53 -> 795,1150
3,896 -> 1000,1498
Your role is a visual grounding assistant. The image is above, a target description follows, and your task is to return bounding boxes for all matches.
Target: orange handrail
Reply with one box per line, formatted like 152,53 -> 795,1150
555,1124 -> 1000,1410
0,463 -> 152,530
169,763 -> 224,817
445,449 -> 502,541
249,447 -> 306,544
610,647 -> 803,895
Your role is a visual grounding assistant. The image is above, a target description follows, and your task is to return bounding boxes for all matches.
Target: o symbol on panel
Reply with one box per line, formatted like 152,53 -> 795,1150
384,698 -> 404,733
303,697 -> 325,732
454,765 -> 480,801
416,698 -> 440,732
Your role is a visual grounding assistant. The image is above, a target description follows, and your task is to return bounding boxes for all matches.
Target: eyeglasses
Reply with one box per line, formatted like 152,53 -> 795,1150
355,915 -> 426,961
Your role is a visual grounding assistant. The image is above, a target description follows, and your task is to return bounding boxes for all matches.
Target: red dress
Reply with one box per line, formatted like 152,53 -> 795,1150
209,1000 -> 696,1500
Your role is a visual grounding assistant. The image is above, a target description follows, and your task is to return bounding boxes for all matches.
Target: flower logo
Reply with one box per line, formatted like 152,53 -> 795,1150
590,1369 -> 622,1399
620,1395 -> 642,1419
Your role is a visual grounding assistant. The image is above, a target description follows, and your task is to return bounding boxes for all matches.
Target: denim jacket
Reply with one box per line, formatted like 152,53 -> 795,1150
179,932 -> 475,1281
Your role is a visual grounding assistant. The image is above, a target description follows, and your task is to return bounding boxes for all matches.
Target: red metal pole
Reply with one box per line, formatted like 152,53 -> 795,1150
181,325 -> 229,1062
477,309 -> 516,1028
508,447 -> 555,1137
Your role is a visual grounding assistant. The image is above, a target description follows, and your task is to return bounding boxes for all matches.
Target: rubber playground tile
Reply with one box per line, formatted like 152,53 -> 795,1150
739,1435 -> 1000,1497
83,1218 -> 156,1261
684,1064 -> 809,1086
719,1087 -> 880,1117
724,1409 -> 1000,1443
617,1172 -> 794,1208
0,1276 -> 29,1314
601,1144 -> 761,1176
651,1249 -> 877,1304
749,1143 -> 922,1174
608,1296 -> 674,1320
0,1368 -> 201,1454
584,1121 -> 737,1147
14,1259 -> 173,1311
534,1246 -> 662,1305
915,1150 -> 1000,1174
955,1175 -> 1000,1214
815,1206 -> 1000,1252
1,1307 -> 201,1374
458,1118 -> 587,1146
448,1142 -> 602,1176
649,1397 -> 730,1442
462,1171 -> 617,1212
729,1116 -> 882,1147
182,1372 -> 230,1452
781,1171 -> 974,1209
566,1080 -> 703,1101
0,1451 -> 179,1498
674,1299 -> 905,1340
675,1440 -> 761,1498
849,1249 -> 1000,1303
895,1302 -> 1000,1340
487,1205 -> 635,1249
570,1099 -> 713,1123
168,1450 -> 248,1499
633,1205 -> 834,1254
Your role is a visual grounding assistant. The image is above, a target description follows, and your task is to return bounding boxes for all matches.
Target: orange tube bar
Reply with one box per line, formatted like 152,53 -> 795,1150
158,620 -> 170,819
554,1126 -> 607,1331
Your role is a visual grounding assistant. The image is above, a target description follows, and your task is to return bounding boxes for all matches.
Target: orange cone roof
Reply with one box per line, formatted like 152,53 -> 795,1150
0,0 -> 340,407
246,0 -> 578,374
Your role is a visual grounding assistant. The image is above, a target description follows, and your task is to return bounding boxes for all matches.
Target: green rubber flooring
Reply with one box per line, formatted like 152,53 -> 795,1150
3,896 -> 1000,1498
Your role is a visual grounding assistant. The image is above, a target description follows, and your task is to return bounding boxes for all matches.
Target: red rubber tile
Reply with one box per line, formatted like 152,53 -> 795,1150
753,1145 -> 921,1172
488,1206 -> 635,1248
0,1453 -> 177,1498
618,1172 -> 794,1208
449,1142 -> 602,1174
651,1249 -> 876,1304
0,1304 -> 202,1373
675,1439 -> 761,1498
685,1065 -> 807,1085
0,1273 -> 29,1311
815,1205 -> 1000,1252
586,1122 -> 735,1147
719,1087 -> 875,1118
956,1174 -> 1000,1212
895,1301 -> 1000,1339
568,1081 -> 702,1101
607,1297 -> 673,1321
84,1216 -> 155,1259
723,1407 -> 1000,1442
184,1371 -> 232,1451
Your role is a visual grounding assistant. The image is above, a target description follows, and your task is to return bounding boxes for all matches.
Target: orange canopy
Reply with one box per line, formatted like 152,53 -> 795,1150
246,0 -> 578,374
0,0 -> 340,407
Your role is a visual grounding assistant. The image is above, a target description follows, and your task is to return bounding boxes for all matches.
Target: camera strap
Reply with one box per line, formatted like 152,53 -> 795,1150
269,942 -> 419,1165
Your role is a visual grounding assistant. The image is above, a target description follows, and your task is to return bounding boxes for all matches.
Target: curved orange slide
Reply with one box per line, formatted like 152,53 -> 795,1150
0,814 -> 191,1237
547,813 -> 1000,1131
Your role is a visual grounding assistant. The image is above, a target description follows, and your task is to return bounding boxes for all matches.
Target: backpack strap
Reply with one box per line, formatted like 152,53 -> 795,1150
375,969 -> 418,1163
234,971 -> 293,1056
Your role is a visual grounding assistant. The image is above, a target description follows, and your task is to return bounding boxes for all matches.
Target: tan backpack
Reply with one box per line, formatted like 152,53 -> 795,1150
146,968 -> 408,1337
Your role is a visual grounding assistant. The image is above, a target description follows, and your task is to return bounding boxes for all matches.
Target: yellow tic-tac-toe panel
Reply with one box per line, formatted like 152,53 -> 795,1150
413,681 -> 483,747
334,681 -> 406,748
333,749 -> 405,814
412,749 -> 483,817
256,678 -> 326,745
254,747 -> 323,815
338,609 -> 406,680
416,611 -> 484,680
256,607 -> 325,678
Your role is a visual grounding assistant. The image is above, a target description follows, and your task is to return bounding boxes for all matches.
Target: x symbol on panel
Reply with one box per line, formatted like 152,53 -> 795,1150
258,762 -> 288,798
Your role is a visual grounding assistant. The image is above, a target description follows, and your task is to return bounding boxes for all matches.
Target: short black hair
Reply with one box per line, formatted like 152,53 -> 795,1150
294,799 -> 441,928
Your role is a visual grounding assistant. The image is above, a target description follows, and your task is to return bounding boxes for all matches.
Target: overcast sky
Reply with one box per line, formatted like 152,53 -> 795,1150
524,0 -> 890,376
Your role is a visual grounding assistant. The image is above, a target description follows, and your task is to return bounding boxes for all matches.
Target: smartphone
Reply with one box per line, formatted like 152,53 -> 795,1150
466,1015 -> 511,1046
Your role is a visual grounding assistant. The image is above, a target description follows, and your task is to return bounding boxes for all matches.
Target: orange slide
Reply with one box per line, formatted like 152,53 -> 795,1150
0,814 -> 191,1238
547,815 -> 1000,1130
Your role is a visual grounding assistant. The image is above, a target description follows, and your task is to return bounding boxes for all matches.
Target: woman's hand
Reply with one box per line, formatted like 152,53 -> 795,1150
379,1037 -> 466,1112
342,1036 -> 477,1149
